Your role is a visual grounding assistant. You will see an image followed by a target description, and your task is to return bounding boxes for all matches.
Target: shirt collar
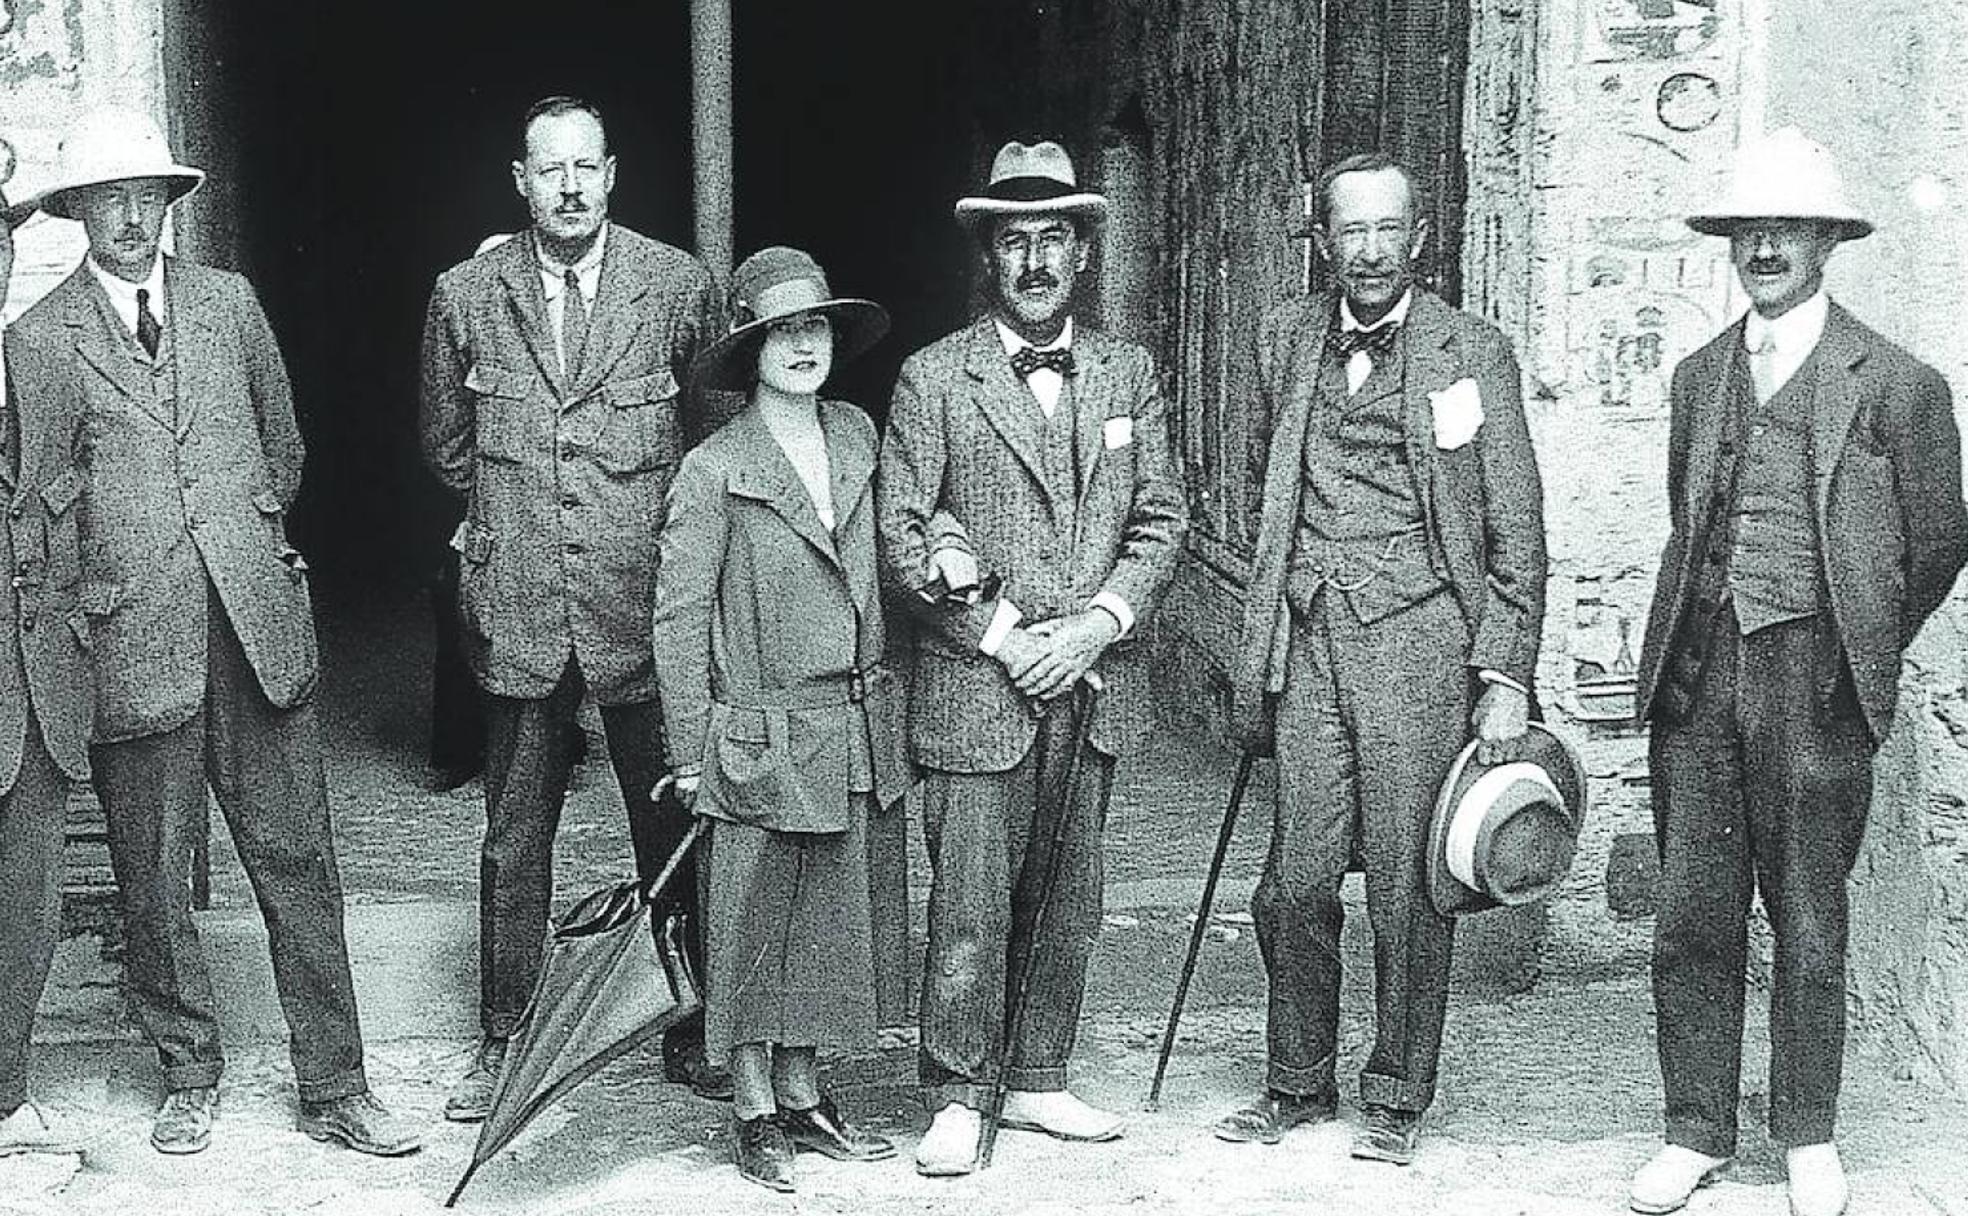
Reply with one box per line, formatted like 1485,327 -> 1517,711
1339,289 -> 1413,332
994,315 -> 1074,355
1744,289 -> 1829,356
88,254 -> 167,318
535,225 -> 608,299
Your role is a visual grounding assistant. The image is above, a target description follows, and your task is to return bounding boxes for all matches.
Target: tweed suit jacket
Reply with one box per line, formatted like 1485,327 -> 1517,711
420,224 -> 718,704
8,260 -> 315,743
653,401 -> 911,831
1230,290 -> 1548,745
878,317 -> 1189,773
1636,303 -> 1968,746
0,351 -> 92,788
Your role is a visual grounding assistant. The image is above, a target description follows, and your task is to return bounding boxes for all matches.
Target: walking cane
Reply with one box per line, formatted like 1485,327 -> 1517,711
1146,749 -> 1257,1110
977,672 -> 1106,1169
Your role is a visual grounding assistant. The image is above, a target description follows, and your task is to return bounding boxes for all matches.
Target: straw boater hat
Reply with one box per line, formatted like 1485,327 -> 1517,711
30,106 -> 204,222
689,246 -> 889,393
954,140 -> 1109,230
1426,721 -> 1588,917
1686,126 -> 1872,241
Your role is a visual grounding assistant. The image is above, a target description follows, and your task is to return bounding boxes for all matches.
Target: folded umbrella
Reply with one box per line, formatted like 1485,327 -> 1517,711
445,819 -> 706,1207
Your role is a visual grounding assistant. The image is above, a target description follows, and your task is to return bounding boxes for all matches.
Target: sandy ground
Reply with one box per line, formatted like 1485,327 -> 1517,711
6,591 -> 1968,1215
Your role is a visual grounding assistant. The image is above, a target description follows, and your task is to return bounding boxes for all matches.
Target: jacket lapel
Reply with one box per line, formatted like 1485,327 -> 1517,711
564,226 -> 649,406
64,268 -> 143,406
167,260 -> 226,441
1401,292 -> 1458,539
726,409 -> 842,568
1680,323 -> 1741,528
496,237 -> 563,392
1809,304 -> 1869,520
823,403 -> 878,609
1072,330 -> 1110,504
962,319 -> 1058,515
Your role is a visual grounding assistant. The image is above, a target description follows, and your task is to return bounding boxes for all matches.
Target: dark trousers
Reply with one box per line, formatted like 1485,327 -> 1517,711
917,703 -> 1113,1110
428,553 -> 486,778
95,595 -> 367,1102
1253,589 -> 1467,1114
479,656 -> 702,1041
1649,605 -> 1872,1156
0,722 -> 66,1115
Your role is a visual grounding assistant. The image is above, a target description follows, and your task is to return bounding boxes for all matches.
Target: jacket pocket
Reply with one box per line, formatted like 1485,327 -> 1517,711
467,363 -> 533,463
38,468 -> 85,590
595,370 -> 680,475
451,520 -> 495,638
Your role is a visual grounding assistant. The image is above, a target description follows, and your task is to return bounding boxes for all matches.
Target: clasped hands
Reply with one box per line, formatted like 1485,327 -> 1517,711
997,610 -> 1118,702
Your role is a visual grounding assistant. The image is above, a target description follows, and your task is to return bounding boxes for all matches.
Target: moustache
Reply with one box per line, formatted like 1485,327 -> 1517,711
1747,258 -> 1789,275
1015,270 -> 1058,292
116,228 -> 149,242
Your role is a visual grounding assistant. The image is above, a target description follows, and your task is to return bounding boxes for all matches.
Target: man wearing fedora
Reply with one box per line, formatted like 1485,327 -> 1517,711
419,95 -> 728,1117
1222,152 -> 1547,1164
0,181 -> 92,1160
1631,128 -> 1968,1216
878,139 -> 1188,1175
5,108 -> 418,1157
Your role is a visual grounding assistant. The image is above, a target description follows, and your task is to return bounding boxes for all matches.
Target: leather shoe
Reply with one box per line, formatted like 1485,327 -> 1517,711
663,1036 -> 735,1101
999,1089 -> 1125,1142
152,1086 -> 216,1155
444,1036 -> 507,1123
778,1095 -> 895,1162
0,1102 -> 82,1157
298,1092 -> 422,1157
1629,1144 -> 1732,1214
1786,1142 -> 1848,1216
733,1113 -> 795,1192
914,1102 -> 981,1177
1349,1104 -> 1420,1165
1213,1090 -> 1335,1145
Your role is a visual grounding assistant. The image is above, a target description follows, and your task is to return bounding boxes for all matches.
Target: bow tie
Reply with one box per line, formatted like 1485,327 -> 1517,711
1332,322 -> 1400,360
1010,345 -> 1076,379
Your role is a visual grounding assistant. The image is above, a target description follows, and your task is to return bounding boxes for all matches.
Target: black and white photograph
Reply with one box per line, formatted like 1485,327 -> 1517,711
3,2 -> 1967,1213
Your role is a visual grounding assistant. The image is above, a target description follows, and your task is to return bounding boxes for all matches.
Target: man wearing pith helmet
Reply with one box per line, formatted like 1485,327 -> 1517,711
6,106 -> 418,1157
1631,127 -> 1968,1216
878,138 -> 1188,1175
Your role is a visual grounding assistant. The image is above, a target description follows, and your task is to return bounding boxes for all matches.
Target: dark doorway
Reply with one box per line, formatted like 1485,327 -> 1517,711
195,3 -> 997,599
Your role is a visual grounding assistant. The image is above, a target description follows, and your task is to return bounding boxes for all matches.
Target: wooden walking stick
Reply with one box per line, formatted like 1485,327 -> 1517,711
977,673 -> 1106,1169
1146,749 -> 1257,1110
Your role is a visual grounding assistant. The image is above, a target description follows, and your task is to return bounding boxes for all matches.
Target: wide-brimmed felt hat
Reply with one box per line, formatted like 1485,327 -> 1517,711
689,246 -> 889,393
1426,721 -> 1588,917
954,140 -> 1109,231
1687,126 -> 1872,240
1,183 -> 34,230
30,106 -> 204,222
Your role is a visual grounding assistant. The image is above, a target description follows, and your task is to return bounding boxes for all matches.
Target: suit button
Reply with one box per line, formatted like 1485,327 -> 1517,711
19,616 -> 32,631
559,447 -> 575,462
187,514 -> 202,529
6,504 -> 19,521
561,495 -> 580,509
564,541 -> 584,555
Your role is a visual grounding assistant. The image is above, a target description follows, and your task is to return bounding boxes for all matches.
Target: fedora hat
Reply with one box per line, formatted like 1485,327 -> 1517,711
954,140 -> 1110,230
33,106 -> 204,222
1426,721 -> 1588,917
1687,126 -> 1872,240
689,246 -> 889,393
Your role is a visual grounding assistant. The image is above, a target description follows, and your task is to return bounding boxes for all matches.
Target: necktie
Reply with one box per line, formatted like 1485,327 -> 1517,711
1331,322 -> 1400,360
1009,345 -> 1075,379
1749,329 -> 1777,403
560,268 -> 589,382
136,288 -> 163,359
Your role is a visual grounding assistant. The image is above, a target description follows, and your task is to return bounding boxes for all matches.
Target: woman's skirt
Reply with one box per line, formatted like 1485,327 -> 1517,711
704,799 -> 879,1062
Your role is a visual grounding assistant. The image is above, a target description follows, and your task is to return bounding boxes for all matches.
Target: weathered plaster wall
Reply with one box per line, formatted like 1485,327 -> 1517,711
0,0 -> 170,321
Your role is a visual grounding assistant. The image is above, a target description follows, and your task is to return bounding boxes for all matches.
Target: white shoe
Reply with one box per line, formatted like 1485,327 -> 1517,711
0,1102 -> 83,1157
1000,1089 -> 1125,1142
915,1103 -> 982,1177
1786,1142 -> 1848,1216
1629,1144 -> 1731,1214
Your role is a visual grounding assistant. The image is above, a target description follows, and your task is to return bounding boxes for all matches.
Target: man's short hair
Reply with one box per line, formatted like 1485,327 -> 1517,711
518,95 -> 609,159
1316,152 -> 1426,229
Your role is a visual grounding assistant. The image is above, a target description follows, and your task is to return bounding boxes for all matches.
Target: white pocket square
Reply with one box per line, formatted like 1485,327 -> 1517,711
1429,378 -> 1485,450
1102,416 -> 1134,449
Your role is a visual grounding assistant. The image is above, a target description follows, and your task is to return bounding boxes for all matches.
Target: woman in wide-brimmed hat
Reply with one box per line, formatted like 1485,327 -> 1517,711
651,246 -> 911,1192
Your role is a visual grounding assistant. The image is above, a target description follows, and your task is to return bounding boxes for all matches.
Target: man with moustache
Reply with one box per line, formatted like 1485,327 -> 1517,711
1630,129 -> 1967,1216
1220,152 -> 1546,1163
6,108 -> 417,1156
0,180 -> 91,1159
420,95 -> 727,1118
878,140 -> 1188,1176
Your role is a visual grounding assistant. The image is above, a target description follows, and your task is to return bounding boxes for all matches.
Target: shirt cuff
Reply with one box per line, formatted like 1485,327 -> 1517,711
1088,591 -> 1134,640
979,597 -> 1023,657
1477,669 -> 1527,696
